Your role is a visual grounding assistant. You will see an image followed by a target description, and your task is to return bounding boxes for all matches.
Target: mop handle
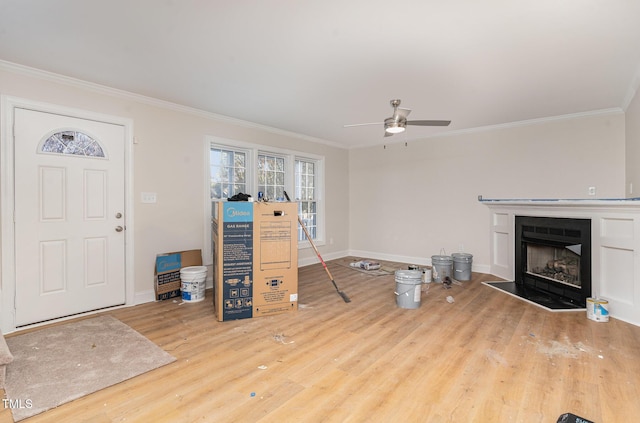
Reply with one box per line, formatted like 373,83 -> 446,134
297,216 -> 335,280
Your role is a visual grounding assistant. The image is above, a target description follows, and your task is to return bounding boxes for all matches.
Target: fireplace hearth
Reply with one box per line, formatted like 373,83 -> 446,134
487,215 -> 591,310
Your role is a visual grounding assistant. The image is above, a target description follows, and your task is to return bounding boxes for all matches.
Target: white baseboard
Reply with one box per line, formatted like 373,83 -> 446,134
347,249 -> 490,274
134,290 -> 156,305
298,249 -> 349,267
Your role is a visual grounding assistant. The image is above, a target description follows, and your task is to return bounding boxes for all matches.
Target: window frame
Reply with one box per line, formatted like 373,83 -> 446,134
209,145 -> 252,201
203,136 -> 325,266
295,156 -> 320,242
257,150 -> 289,201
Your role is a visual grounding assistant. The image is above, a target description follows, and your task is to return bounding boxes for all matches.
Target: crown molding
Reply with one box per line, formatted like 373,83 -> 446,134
0,60 -> 346,150
441,107 -> 625,137
1,59 -> 628,152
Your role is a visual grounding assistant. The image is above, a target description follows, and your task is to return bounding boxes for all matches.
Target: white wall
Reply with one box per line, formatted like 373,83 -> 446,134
349,112 -> 626,270
625,85 -> 640,196
0,65 -> 350,304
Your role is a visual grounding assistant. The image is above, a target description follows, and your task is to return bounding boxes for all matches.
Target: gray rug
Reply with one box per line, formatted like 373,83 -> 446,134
4,315 -> 176,421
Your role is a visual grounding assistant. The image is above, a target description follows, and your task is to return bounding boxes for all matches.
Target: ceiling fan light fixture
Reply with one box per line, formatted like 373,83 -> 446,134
345,99 -> 451,137
384,117 -> 406,134
385,125 -> 405,134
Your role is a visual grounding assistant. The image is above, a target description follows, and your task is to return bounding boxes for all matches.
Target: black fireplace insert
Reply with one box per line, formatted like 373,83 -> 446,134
515,216 -> 591,309
486,216 -> 591,310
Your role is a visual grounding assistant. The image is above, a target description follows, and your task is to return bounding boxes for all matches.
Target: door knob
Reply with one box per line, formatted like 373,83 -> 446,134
115,212 -> 123,219
115,226 -> 124,232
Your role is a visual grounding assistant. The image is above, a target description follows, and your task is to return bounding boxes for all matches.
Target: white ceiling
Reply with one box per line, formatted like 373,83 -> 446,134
1,0 -> 640,149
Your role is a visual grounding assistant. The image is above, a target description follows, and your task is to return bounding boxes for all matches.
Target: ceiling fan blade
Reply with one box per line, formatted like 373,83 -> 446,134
406,120 -> 451,126
343,122 -> 383,128
395,107 -> 411,119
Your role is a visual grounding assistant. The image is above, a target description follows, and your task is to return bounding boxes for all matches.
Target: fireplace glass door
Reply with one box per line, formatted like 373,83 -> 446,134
525,243 -> 582,289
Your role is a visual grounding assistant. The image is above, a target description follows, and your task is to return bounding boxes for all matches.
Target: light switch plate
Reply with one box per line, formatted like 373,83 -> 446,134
141,192 -> 157,203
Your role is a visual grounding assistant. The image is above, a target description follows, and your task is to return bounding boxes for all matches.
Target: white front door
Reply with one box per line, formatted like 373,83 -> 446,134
13,107 -> 126,327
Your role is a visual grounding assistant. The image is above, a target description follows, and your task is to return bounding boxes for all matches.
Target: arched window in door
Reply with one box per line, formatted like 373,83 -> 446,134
40,130 -> 106,158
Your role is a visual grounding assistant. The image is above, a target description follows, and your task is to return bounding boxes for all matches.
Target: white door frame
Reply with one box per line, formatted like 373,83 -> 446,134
1,96 -> 135,334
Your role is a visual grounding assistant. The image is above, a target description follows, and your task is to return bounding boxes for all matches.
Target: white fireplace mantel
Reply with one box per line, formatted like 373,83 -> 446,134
481,197 -> 640,326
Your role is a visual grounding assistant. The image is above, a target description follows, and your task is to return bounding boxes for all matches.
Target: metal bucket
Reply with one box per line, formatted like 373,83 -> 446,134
394,270 -> 423,309
452,253 -> 473,281
431,255 -> 453,283
586,297 -> 609,322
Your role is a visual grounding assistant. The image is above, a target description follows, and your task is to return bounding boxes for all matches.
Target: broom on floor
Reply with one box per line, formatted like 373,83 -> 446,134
284,192 -> 351,303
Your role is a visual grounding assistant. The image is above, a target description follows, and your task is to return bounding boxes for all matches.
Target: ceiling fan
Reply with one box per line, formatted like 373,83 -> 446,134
344,99 -> 451,137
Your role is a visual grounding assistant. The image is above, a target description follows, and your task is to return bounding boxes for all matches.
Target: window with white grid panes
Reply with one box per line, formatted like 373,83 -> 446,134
210,147 -> 247,200
205,138 -> 324,259
295,158 -> 317,241
258,153 -> 285,201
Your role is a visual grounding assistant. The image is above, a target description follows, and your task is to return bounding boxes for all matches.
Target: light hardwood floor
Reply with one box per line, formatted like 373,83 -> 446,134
2,257 -> 640,422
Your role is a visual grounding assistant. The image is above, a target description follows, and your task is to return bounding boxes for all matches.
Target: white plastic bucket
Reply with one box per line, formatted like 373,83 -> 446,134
431,255 -> 453,283
395,270 -> 423,309
180,266 -> 207,303
452,253 -> 473,281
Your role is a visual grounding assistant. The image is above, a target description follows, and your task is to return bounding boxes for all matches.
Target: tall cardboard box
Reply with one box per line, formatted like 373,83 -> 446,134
252,202 -> 298,317
213,202 -> 255,321
213,201 -> 298,321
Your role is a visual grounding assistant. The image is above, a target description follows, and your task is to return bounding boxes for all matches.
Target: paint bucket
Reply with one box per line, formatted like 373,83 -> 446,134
394,270 -> 423,309
452,253 -> 473,281
586,298 -> 609,322
422,266 -> 432,283
180,266 -> 207,303
431,254 -> 453,283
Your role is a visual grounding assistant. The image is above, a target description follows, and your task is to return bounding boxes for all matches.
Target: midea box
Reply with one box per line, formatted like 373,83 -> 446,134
213,201 -> 298,321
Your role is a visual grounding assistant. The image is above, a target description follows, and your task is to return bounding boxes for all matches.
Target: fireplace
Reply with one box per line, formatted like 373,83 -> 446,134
484,198 -> 640,322
514,216 -> 591,309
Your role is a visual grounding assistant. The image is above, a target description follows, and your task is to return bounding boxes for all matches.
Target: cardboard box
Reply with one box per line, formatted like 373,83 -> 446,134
252,202 -> 298,317
213,202 -> 255,321
154,249 -> 202,300
213,202 -> 298,321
